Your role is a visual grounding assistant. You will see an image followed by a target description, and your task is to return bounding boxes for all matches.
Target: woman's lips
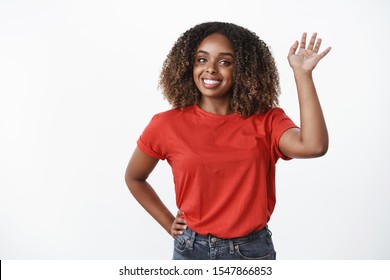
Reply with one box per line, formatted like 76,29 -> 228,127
202,78 -> 222,89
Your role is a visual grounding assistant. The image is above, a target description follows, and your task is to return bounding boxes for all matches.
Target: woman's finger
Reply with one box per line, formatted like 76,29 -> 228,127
288,40 -> 299,57
299,32 -> 307,49
175,218 -> 187,224
174,224 -> 187,230
319,47 -> 332,59
307,33 -> 317,50
313,38 -> 322,53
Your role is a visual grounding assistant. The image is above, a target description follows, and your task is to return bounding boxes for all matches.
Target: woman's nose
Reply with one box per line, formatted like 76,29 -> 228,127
206,62 -> 218,74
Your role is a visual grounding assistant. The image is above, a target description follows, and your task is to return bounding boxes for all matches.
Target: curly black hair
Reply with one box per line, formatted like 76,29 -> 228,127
159,22 -> 280,117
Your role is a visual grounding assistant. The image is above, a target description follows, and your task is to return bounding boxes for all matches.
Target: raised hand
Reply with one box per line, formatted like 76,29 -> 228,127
288,32 -> 331,73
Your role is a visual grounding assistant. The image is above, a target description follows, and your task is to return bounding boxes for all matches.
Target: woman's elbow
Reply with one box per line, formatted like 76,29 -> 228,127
124,168 -> 140,193
308,142 -> 328,158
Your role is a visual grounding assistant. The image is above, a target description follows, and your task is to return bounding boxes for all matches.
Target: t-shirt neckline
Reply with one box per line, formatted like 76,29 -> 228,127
194,104 -> 239,119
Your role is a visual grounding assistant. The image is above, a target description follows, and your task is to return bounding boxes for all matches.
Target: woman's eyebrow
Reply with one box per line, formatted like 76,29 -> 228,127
196,50 -> 234,58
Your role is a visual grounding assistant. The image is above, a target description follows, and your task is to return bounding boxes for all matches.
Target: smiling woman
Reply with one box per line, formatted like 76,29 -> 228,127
158,22 -> 281,117
125,21 -> 331,260
193,33 -> 235,115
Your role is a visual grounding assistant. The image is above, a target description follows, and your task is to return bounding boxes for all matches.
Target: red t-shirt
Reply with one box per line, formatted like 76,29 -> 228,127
137,105 -> 297,238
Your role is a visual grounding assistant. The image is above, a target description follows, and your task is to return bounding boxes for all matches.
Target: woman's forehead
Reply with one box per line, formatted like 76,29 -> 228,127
196,33 -> 234,53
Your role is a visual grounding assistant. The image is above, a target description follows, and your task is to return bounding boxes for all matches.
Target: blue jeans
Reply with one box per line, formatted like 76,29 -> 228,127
173,226 -> 276,260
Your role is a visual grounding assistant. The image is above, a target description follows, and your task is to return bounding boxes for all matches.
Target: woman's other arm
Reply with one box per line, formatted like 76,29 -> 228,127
125,147 -> 175,235
279,32 -> 331,159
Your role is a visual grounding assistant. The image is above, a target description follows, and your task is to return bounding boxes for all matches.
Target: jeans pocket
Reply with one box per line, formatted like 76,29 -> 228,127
235,232 -> 276,260
236,245 -> 272,260
173,234 -> 190,253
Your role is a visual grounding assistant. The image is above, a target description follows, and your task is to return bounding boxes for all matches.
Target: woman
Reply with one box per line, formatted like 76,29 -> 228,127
125,22 -> 330,260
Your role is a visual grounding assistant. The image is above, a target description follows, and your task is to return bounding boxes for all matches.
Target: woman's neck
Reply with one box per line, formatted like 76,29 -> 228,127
198,97 -> 233,116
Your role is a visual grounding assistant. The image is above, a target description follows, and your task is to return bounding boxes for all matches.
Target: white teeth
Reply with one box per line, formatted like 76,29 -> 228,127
203,79 -> 220,85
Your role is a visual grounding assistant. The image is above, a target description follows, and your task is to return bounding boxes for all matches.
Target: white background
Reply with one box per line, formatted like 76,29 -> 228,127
0,0 -> 389,260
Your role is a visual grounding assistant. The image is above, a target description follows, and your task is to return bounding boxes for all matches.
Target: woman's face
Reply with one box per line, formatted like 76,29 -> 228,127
193,33 -> 234,100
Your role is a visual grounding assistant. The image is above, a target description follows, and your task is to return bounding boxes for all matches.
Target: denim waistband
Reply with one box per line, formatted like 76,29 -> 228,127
182,225 -> 270,247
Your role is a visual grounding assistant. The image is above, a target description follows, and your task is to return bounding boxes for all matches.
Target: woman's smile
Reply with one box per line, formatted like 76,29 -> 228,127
193,33 -> 234,100
202,78 -> 222,88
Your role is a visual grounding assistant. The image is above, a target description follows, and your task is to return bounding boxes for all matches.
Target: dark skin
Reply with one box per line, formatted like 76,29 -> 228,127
125,32 -> 330,238
125,148 -> 186,236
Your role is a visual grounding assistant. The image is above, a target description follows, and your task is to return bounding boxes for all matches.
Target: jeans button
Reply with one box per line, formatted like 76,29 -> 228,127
211,237 -> 217,243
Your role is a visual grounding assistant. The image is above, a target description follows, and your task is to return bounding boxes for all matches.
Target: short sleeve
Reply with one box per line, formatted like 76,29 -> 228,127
268,108 -> 298,161
137,115 -> 166,160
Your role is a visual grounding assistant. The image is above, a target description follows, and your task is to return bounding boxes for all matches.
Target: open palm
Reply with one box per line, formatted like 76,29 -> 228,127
288,33 -> 331,72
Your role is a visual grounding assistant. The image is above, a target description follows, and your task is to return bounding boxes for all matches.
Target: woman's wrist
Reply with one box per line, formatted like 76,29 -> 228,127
292,68 -> 313,78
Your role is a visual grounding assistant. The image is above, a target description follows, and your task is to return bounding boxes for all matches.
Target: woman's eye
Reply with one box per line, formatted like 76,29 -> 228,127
197,58 -> 206,63
220,60 -> 232,66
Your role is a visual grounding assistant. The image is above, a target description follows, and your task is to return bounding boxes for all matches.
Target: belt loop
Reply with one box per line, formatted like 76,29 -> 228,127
229,240 -> 234,254
188,229 -> 196,250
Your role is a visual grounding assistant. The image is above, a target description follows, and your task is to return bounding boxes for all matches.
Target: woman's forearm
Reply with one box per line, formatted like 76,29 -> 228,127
294,70 -> 328,156
127,179 -> 175,235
